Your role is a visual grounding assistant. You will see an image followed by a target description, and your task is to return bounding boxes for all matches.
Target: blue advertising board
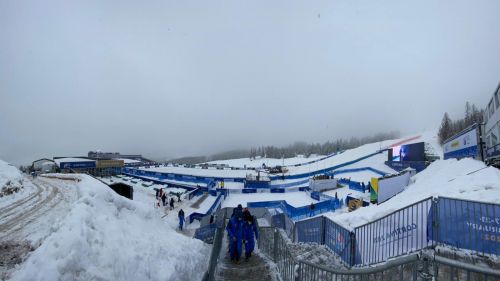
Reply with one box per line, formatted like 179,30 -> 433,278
59,161 -> 96,169
443,125 -> 479,160
436,197 -> 500,256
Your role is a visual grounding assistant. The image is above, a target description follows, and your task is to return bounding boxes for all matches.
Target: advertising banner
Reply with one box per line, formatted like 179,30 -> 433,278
370,177 -> 379,203
437,197 -> 500,255
295,216 -> 323,244
443,125 -> 479,160
354,198 -> 433,266
60,161 -> 96,169
377,173 -> 411,204
324,218 -> 353,265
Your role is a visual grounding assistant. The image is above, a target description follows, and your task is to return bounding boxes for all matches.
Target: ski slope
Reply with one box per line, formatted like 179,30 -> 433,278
136,133 -> 441,188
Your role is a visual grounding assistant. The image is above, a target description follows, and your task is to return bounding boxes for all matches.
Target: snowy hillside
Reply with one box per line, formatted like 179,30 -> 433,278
0,160 -> 22,189
327,158 -> 500,230
9,175 -> 210,281
206,155 -> 324,168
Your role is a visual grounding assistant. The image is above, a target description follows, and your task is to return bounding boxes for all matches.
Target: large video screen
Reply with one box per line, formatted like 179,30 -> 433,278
392,142 -> 425,162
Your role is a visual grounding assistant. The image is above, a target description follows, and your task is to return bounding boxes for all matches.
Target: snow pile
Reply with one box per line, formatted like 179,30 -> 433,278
329,158 -> 500,229
0,159 -> 22,188
10,175 -> 210,281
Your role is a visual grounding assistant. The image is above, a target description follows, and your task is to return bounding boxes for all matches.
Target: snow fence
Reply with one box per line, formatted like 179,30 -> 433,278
270,196 -> 499,267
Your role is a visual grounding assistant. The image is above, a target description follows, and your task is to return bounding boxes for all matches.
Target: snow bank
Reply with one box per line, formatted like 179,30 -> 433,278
328,158 -> 500,229
10,175 -> 210,281
0,159 -> 22,188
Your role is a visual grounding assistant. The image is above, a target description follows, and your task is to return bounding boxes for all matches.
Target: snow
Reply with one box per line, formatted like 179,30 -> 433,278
206,155 -> 325,168
53,158 -> 95,165
9,174 -> 210,281
326,158 -> 500,230
0,160 -> 22,189
115,158 -> 141,164
222,192 -> 322,208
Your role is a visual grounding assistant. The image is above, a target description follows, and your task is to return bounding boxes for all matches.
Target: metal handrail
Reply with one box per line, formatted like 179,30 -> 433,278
433,255 -> 500,277
299,253 -> 419,275
202,212 -> 227,281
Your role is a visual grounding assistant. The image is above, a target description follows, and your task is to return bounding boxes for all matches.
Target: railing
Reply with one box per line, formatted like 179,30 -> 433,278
260,225 -> 500,281
202,213 -> 226,281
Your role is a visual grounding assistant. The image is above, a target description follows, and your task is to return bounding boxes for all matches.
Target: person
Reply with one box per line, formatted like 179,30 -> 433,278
226,211 -> 244,263
220,181 -> 225,189
176,192 -> 181,202
170,197 -> 175,210
243,216 -> 259,261
209,214 -> 214,224
335,192 -> 338,200
243,207 -> 252,222
178,209 -> 185,230
161,191 -> 167,206
309,202 -> 315,217
361,182 -> 366,193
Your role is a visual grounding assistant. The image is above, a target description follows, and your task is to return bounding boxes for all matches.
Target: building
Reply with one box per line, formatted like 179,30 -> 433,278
54,157 -> 124,177
87,151 -> 144,161
484,82 -> 500,165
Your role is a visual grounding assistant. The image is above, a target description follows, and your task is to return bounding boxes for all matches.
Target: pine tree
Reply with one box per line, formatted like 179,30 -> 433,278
438,112 -> 452,144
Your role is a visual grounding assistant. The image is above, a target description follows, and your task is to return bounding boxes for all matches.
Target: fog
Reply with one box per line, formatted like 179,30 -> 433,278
1,0 -> 500,165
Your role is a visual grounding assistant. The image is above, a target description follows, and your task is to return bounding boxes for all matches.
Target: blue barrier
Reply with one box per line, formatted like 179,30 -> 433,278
436,197 -> 500,256
295,216 -> 324,244
311,191 -> 321,201
248,198 -> 340,221
121,172 -> 197,191
270,188 -> 285,193
189,193 -> 225,223
338,179 -> 366,193
244,180 -> 270,189
194,224 -> 217,243
353,197 -> 434,266
324,218 -> 353,265
242,188 -> 257,194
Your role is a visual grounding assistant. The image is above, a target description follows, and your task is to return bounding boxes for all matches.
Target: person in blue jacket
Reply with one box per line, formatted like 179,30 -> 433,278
243,216 -> 259,261
178,209 -> 185,231
226,212 -> 244,263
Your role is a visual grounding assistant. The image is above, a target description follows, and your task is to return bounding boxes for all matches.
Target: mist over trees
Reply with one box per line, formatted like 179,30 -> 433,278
167,131 -> 400,164
438,101 -> 484,145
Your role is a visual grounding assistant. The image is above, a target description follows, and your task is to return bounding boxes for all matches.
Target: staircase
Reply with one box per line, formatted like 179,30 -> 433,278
214,228 -> 275,281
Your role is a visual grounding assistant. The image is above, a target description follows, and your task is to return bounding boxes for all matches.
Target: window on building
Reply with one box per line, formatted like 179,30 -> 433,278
484,110 -> 489,123
489,99 -> 495,117
492,132 -> 498,146
487,135 -> 491,147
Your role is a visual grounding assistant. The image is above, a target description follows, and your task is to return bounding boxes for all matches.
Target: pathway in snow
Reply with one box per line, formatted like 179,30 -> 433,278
215,232 -> 276,281
190,193 -> 208,209
0,177 -> 78,279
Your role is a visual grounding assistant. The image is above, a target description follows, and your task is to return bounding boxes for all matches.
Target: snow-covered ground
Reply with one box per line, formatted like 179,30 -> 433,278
326,158 -> 500,230
0,160 -> 23,190
222,192 -> 323,208
206,155 -> 325,168
0,164 -> 210,281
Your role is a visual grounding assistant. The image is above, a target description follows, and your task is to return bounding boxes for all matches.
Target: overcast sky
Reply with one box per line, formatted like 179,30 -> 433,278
1,0 -> 500,165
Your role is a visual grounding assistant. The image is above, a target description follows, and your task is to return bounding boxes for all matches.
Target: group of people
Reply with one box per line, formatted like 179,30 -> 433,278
156,188 -> 181,210
155,188 -> 186,231
226,204 -> 259,263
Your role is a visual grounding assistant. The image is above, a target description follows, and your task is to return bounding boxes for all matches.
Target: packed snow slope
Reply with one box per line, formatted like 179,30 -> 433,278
140,132 -> 439,182
0,160 -> 22,188
328,158 -> 500,230
9,175 -> 210,281
206,155 -> 324,168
